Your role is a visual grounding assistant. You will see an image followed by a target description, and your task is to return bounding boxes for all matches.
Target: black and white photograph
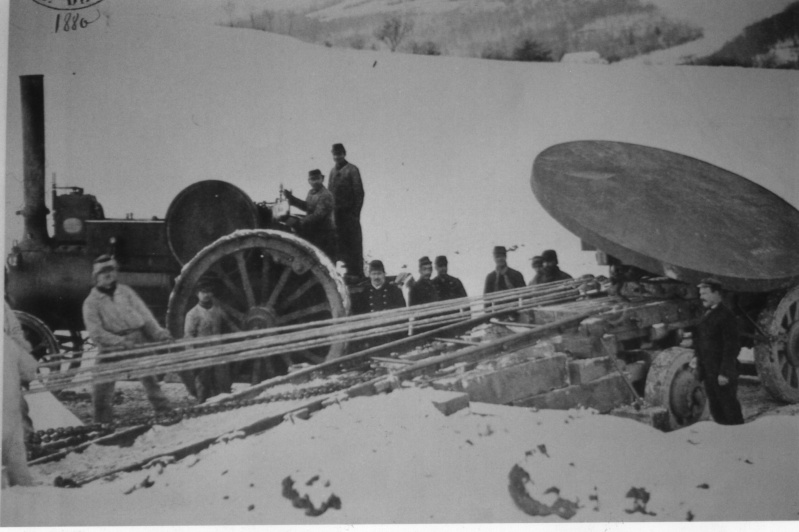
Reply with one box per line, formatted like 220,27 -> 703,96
2,0 -> 798,527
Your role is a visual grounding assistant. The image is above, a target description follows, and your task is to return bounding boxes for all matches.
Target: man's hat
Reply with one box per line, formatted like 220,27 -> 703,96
531,255 -> 544,267
418,256 -> 432,267
308,169 -> 324,178
92,255 -> 118,279
697,277 -> 723,291
331,143 -> 346,155
493,246 -> 507,256
434,255 -> 448,267
369,260 -> 385,273
196,278 -> 217,294
541,249 -> 559,264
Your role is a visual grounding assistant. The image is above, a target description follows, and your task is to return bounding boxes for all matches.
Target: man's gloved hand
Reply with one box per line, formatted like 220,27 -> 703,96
689,357 -> 698,370
718,375 -> 730,386
121,336 -> 137,350
156,329 -> 174,343
283,189 -> 294,200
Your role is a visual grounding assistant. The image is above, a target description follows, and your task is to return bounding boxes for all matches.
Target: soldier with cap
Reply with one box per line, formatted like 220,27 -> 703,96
183,279 -> 237,403
432,255 -> 468,301
82,255 -> 173,423
408,256 -> 440,307
528,255 -> 544,286
693,277 -> 744,425
283,169 -> 337,261
328,143 -> 365,278
484,246 -> 526,295
353,260 -> 406,314
531,249 -> 573,285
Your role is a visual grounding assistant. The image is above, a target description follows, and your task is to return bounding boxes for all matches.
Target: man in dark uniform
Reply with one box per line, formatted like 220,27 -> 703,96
531,249 -> 573,285
528,256 -> 544,286
432,255 -> 468,301
353,260 -> 406,315
484,246 -> 525,295
284,169 -> 337,260
328,143 -> 365,279
408,256 -> 439,306
694,277 -> 744,425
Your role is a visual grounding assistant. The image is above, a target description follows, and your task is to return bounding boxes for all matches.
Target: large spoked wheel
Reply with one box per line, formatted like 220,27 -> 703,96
754,286 -> 799,404
645,347 -> 708,430
166,230 -> 350,383
14,311 -> 62,381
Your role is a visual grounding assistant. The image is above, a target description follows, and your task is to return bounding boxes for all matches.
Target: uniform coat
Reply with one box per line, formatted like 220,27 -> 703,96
354,281 -> 406,314
484,267 -> 526,295
695,303 -> 744,425
328,161 -> 364,275
409,278 -> 439,306
432,273 -> 468,301
531,268 -> 573,285
287,185 -> 337,260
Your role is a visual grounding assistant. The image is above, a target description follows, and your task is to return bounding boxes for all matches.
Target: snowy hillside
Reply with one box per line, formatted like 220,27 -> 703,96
4,0 -> 799,297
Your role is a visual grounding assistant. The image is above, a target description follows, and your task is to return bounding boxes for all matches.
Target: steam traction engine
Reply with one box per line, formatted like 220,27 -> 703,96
6,75 -> 349,382
532,140 -> 799,411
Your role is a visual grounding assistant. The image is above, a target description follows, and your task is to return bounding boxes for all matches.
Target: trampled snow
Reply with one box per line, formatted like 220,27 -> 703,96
2,386 -> 798,525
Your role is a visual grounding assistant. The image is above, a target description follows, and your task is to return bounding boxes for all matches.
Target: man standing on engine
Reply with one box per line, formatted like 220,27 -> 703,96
284,169 -> 337,261
82,255 -> 173,424
694,277 -> 744,425
328,143 -> 365,280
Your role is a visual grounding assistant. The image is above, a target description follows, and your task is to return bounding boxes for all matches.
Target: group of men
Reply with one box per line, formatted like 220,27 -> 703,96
284,143 -> 365,280
484,246 -> 572,294
351,255 -> 467,315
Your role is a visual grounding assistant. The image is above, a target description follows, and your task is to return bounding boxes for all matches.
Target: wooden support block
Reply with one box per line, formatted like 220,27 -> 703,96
512,373 -> 635,413
609,405 -> 671,432
624,360 -> 649,384
429,391 -> 471,416
432,354 -> 569,405
552,333 -> 602,359
347,382 -> 377,398
568,356 -> 616,385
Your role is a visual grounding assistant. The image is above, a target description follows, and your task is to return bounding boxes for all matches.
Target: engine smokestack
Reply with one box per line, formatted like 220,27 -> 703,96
20,74 -> 50,247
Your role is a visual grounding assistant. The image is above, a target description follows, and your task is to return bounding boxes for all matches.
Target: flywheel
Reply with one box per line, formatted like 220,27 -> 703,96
644,346 -> 708,430
754,286 -> 799,403
166,230 -> 350,383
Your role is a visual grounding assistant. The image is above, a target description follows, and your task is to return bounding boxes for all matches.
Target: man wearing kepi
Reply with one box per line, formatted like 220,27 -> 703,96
408,256 -> 439,306
82,255 -> 173,423
284,169 -> 336,261
432,255 -> 467,301
694,277 -> 744,425
484,246 -> 525,295
328,143 -> 365,279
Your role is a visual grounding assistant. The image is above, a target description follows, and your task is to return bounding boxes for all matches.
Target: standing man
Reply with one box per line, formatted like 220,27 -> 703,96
432,255 -> 468,301
694,277 -> 744,425
184,280 -> 235,403
528,256 -> 544,286
484,246 -> 526,295
82,255 -> 173,424
328,143 -> 365,279
408,256 -> 440,306
284,169 -> 337,261
531,249 -> 573,285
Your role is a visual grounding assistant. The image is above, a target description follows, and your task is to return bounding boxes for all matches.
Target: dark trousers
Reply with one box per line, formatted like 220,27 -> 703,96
335,213 -> 363,277
704,377 -> 744,425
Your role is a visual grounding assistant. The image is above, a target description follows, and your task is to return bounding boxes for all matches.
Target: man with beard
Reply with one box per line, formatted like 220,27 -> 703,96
484,246 -> 525,295
531,249 -> 573,285
82,255 -> 173,423
328,143 -> 365,279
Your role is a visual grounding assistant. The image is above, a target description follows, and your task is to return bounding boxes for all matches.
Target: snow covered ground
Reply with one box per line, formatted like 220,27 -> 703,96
2,386 -> 798,525
4,0 -> 798,296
